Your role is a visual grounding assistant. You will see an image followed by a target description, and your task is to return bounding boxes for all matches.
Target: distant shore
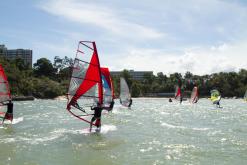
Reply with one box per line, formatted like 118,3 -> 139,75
12,96 -> 35,101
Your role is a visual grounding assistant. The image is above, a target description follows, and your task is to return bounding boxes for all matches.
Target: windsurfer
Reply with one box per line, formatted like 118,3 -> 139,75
128,98 -> 132,107
67,99 -> 85,113
2,100 -> 13,123
103,100 -> 115,111
90,102 -> 103,132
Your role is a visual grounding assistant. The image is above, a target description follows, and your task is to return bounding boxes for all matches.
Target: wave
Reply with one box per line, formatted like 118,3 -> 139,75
12,117 -> 24,124
161,122 -> 210,131
161,122 -> 186,129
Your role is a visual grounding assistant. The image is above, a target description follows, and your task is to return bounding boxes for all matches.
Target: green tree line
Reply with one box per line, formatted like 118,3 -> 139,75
1,56 -> 246,99
112,70 -> 247,98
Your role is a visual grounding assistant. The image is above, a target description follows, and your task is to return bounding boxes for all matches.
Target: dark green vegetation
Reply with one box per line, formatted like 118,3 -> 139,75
1,56 -> 246,99
112,70 -> 247,98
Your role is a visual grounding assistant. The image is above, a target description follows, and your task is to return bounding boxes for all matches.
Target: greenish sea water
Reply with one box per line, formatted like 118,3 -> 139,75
0,98 -> 247,165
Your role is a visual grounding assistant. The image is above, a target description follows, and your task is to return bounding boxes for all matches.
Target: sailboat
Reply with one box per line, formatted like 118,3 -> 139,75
101,67 -> 115,110
66,41 -> 103,127
174,79 -> 183,103
119,77 -> 132,107
210,89 -> 221,104
190,86 -> 199,104
0,64 -> 13,124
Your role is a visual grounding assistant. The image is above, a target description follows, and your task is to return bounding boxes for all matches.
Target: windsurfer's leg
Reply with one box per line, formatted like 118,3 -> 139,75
95,118 -> 101,132
90,117 -> 96,132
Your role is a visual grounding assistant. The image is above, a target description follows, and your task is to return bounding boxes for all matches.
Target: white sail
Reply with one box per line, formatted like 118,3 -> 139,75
120,77 -> 131,107
190,86 -> 198,104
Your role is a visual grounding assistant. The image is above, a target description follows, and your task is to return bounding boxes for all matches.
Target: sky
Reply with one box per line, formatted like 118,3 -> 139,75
1,0 -> 247,75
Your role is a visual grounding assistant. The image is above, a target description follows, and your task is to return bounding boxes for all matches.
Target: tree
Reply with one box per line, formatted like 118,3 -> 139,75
33,58 -> 57,78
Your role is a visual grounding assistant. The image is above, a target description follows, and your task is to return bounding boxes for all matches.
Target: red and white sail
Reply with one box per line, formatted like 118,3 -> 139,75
0,65 -> 11,103
190,86 -> 199,104
66,41 -> 103,125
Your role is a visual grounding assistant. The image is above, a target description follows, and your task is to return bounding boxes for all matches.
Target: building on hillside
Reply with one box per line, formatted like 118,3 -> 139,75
110,70 -> 153,81
0,44 -> 32,67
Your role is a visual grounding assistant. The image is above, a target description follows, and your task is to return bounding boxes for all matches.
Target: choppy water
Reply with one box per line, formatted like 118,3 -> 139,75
0,98 -> 247,165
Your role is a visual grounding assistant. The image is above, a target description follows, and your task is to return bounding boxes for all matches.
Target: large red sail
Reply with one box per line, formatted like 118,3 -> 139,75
66,41 -> 103,125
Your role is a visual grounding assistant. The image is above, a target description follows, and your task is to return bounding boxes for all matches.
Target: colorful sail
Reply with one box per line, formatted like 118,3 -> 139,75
174,86 -> 181,101
101,67 -> 114,108
0,65 -> 11,103
210,89 -> 221,104
0,65 -> 12,123
120,77 -> 131,107
174,79 -> 182,101
190,86 -> 199,104
66,41 -> 103,125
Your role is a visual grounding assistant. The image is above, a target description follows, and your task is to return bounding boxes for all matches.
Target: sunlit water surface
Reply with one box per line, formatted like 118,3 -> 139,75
0,98 -> 247,165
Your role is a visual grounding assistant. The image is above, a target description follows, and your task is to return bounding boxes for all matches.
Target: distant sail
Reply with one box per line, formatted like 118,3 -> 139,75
174,86 -> 181,101
66,41 -> 103,125
0,65 -> 11,103
101,67 -> 114,108
120,77 -> 131,107
210,89 -> 221,104
190,86 -> 199,104
244,90 -> 247,101
175,79 -> 182,101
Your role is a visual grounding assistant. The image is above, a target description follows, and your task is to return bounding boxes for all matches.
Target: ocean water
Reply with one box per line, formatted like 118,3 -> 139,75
0,98 -> 247,165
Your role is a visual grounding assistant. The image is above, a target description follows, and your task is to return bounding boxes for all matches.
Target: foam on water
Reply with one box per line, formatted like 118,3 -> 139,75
12,117 -> 24,124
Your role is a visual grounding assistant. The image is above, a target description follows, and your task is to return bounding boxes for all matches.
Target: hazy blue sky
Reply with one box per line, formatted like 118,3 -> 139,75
1,0 -> 247,75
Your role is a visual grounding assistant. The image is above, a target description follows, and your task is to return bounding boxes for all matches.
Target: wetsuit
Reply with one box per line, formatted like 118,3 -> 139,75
90,106 -> 103,131
3,101 -> 13,122
109,101 -> 114,110
128,99 -> 132,107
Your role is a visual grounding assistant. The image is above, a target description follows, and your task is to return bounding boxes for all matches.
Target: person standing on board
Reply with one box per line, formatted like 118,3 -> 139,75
2,100 -> 13,123
128,98 -> 132,107
90,102 -> 103,132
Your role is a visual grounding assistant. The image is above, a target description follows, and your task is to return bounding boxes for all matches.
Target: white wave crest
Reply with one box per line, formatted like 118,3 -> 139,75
161,122 -> 186,129
12,117 -> 24,124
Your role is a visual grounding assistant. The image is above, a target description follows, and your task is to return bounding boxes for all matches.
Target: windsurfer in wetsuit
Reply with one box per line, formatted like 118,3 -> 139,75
67,98 -> 85,112
90,102 -> 103,132
128,98 -> 132,107
2,100 -> 13,123
103,100 -> 115,111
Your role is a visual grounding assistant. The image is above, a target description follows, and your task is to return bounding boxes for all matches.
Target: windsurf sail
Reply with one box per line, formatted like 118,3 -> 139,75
101,67 -> 114,108
210,89 -> 221,104
174,86 -> 181,100
190,86 -> 199,104
174,79 -> 182,101
120,77 -> 131,107
66,41 -> 103,125
244,90 -> 247,102
0,65 -> 12,123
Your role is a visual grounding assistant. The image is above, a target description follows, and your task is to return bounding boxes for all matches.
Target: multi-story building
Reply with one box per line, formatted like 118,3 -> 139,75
110,70 -> 153,81
0,44 -> 32,67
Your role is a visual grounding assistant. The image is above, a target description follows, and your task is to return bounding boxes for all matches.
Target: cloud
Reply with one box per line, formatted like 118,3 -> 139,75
104,41 -> 247,75
38,0 -> 164,40
35,0 -> 247,75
